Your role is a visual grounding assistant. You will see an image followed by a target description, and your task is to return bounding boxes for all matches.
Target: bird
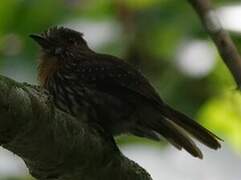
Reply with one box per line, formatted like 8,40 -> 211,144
30,26 -> 222,160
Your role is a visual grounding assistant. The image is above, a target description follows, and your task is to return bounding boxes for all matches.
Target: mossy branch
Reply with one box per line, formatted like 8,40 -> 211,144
0,75 -> 152,180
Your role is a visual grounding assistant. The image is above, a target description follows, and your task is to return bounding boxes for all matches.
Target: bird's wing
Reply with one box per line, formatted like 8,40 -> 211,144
74,53 -> 163,107
73,54 -> 221,159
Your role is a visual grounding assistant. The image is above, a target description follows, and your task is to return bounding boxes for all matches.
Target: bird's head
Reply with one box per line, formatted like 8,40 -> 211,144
30,26 -> 90,59
30,27 -> 90,86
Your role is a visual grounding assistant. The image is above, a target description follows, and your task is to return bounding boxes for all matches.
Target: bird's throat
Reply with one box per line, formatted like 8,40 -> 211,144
38,55 -> 61,87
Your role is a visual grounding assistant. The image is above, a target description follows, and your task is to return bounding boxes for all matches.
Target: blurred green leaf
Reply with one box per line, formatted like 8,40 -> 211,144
123,0 -> 165,10
208,55 -> 236,92
0,0 -> 20,34
198,92 -> 241,151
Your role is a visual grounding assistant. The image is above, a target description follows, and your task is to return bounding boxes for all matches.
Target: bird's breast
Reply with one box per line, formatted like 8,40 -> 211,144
38,55 -> 61,87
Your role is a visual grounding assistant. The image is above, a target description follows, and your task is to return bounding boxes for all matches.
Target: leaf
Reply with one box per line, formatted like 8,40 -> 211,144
198,92 -> 241,152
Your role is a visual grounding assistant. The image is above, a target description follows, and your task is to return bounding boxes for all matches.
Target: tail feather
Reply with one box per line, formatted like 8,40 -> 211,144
132,127 -> 160,141
150,118 -> 203,158
131,103 -> 222,158
160,104 -> 222,150
134,114 -> 204,158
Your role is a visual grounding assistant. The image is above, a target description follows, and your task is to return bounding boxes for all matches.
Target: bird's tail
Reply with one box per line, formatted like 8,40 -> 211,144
132,104 -> 222,159
160,104 -> 222,149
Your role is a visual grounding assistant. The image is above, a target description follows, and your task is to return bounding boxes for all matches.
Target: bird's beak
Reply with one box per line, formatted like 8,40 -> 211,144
29,34 -> 50,49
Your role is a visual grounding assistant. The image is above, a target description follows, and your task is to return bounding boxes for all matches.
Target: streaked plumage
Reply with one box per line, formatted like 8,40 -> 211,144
30,27 -> 222,159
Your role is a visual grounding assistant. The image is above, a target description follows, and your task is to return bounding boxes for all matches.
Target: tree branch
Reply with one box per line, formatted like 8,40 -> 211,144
188,0 -> 241,88
0,75 -> 152,180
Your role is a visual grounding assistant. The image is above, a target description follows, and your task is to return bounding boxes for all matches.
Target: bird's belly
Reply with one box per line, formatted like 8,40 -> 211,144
48,78 -> 137,136
92,91 -> 136,135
